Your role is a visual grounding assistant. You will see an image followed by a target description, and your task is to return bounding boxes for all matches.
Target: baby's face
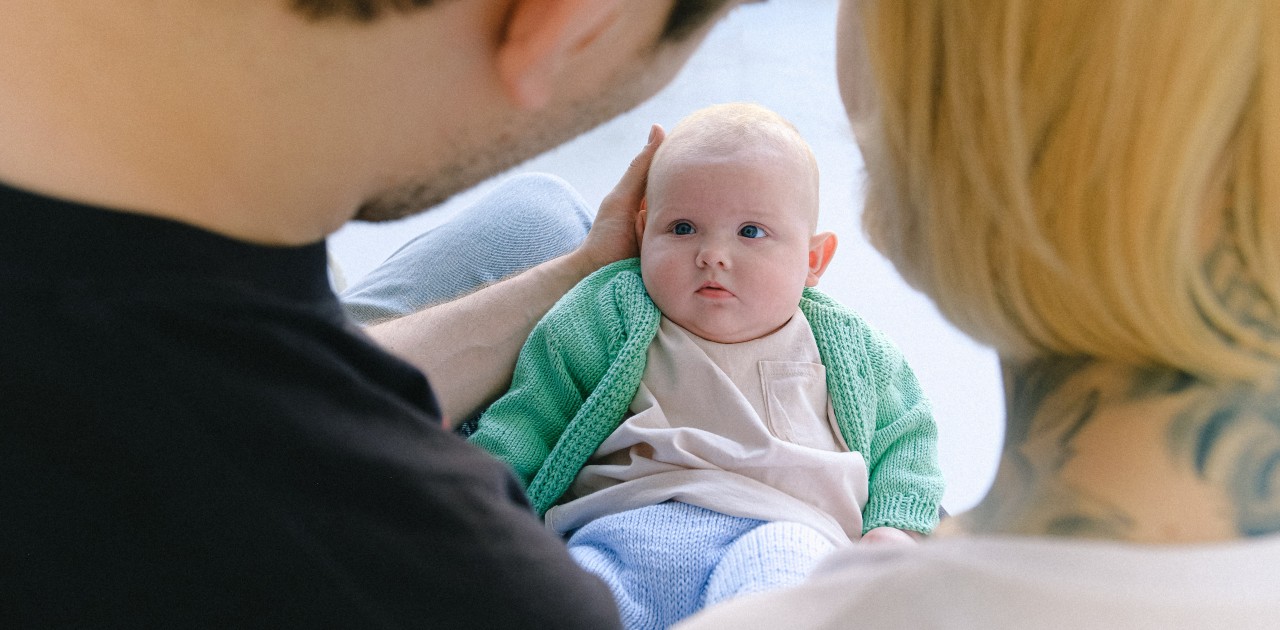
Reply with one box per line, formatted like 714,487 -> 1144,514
638,144 -> 822,343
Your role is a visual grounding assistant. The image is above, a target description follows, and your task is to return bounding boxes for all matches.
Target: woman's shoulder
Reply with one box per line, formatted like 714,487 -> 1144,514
675,535 -> 1280,630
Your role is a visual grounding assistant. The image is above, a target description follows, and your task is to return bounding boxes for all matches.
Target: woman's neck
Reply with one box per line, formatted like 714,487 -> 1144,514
943,357 -> 1280,543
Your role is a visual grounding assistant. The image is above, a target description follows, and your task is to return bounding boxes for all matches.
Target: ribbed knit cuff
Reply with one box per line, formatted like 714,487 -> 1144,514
863,493 -> 941,535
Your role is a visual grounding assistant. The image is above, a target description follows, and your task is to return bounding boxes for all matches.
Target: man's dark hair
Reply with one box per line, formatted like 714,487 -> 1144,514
291,0 -> 436,23
290,0 -> 735,42
660,0 -> 735,42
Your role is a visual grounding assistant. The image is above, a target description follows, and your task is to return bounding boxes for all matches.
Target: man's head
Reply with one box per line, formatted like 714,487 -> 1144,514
326,0 -> 755,225
839,0 -> 1280,382
0,0 -> 755,245
279,0 -> 748,222
636,103 -> 837,344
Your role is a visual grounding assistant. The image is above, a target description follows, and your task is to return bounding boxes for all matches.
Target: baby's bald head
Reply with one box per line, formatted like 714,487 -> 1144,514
648,103 -> 821,231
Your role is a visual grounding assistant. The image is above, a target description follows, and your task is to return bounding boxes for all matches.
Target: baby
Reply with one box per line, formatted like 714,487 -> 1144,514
470,103 -> 943,629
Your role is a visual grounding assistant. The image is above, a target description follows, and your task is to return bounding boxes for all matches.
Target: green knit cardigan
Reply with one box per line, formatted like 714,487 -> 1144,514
470,258 -> 944,534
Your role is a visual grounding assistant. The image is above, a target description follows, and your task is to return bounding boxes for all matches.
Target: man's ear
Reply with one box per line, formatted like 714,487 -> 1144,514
634,201 -> 648,248
496,0 -> 624,110
805,231 -> 838,287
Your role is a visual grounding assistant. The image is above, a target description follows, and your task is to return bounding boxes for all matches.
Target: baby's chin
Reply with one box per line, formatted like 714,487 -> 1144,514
676,318 -> 793,345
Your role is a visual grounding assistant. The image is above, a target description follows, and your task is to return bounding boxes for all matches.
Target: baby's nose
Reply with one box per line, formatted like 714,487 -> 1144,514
696,242 -> 730,268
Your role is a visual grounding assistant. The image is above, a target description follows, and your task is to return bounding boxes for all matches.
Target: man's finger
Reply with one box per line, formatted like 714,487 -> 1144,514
612,123 -> 666,199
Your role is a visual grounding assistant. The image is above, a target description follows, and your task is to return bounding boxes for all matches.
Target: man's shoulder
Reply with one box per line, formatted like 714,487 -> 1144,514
4,292 -> 619,626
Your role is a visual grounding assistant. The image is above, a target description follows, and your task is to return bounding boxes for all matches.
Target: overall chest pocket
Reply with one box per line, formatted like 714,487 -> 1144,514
758,361 -> 842,451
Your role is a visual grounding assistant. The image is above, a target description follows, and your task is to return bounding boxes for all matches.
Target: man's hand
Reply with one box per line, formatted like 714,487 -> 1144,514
570,124 -> 665,274
366,124 -> 667,424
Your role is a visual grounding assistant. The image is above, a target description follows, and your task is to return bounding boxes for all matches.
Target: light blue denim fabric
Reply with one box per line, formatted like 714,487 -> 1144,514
341,173 -> 593,325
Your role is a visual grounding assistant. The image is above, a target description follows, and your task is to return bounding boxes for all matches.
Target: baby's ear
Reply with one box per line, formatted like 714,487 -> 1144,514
634,203 -> 648,247
806,231 -> 838,287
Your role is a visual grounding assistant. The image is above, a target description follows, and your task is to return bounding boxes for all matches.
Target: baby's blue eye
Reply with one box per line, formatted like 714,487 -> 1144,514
673,222 -> 695,235
739,225 -> 766,239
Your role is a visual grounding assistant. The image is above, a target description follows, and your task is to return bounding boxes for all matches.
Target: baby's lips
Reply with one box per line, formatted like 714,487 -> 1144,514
696,283 -> 734,297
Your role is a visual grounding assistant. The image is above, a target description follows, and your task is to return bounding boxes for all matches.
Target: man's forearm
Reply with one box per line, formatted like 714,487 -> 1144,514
366,250 -> 598,426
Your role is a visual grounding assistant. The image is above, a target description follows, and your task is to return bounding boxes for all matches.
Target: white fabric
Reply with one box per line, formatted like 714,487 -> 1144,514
674,534 -> 1280,629
544,311 -> 869,546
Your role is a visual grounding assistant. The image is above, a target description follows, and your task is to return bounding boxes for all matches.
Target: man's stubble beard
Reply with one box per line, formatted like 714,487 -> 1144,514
352,64 -> 662,223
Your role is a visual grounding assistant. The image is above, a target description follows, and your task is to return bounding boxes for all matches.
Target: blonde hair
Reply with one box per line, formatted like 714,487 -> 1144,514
851,0 -> 1280,382
650,102 -> 820,209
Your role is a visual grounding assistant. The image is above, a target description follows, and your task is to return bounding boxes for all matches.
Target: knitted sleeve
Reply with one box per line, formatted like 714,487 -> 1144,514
467,320 -> 584,489
861,326 -> 945,535
467,263 -> 628,489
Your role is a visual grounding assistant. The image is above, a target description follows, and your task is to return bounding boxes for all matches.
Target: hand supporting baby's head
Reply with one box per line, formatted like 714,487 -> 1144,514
635,103 -> 837,344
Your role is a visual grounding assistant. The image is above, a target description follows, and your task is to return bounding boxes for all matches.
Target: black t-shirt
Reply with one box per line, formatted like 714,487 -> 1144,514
0,182 -> 620,628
